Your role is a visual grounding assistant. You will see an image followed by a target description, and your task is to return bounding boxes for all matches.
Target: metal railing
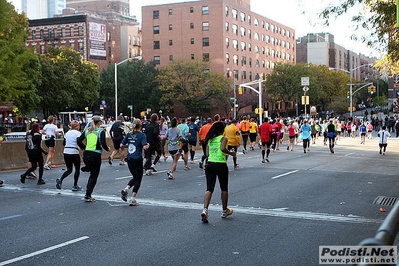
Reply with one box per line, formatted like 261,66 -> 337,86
357,201 -> 399,265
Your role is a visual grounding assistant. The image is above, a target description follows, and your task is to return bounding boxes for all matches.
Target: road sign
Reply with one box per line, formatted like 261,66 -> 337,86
127,105 -> 132,109
301,77 -> 309,86
301,96 -> 309,105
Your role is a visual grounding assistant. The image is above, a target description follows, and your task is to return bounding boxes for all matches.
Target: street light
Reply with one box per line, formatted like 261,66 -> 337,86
349,64 -> 373,118
239,79 -> 264,123
329,64 -> 373,118
114,56 -> 142,119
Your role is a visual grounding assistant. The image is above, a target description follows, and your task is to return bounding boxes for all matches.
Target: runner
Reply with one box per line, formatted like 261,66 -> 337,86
249,118 -> 258,151
258,117 -> 272,163
300,119 -> 311,153
378,125 -> 391,155
239,117 -> 251,153
223,118 -> 241,169
198,118 -> 213,169
326,119 -> 337,154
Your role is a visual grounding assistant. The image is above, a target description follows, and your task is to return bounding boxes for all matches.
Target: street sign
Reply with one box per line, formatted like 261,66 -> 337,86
301,77 -> 310,86
301,96 -> 309,105
127,105 -> 132,109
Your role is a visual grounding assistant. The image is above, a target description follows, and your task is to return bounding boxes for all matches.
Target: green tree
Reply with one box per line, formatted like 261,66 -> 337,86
37,47 -> 100,115
156,59 -> 231,116
0,0 -> 40,113
99,59 -> 160,118
320,0 -> 398,62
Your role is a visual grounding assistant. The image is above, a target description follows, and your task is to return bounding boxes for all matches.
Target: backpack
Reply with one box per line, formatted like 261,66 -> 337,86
26,133 -> 39,151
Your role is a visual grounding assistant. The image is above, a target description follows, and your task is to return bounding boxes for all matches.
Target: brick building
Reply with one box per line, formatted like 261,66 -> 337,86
25,0 -> 141,70
141,0 -> 296,118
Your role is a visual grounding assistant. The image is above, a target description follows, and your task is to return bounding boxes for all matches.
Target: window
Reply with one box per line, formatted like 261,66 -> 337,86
107,31 -> 111,42
254,32 -> 259,40
40,45 -> 45,54
128,35 -> 131,45
153,26 -> 160,34
240,41 -> 246,51
153,10 -> 159,19
248,29 -> 251,39
232,39 -> 238,50
79,26 -> 84,36
271,37 -> 275,45
153,41 -> 160,49
266,48 -> 270,56
202,22 -> 209,31
225,37 -> 229,48
271,24 -> 275,32
169,24 -> 172,30
202,6 -> 209,15
169,9 -> 172,15
70,27 -> 74,37
191,54 -> 195,60
241,71 -> 246,79
255,60 -> 260,67
190,23 -> 194,29
233,54 -> 238,65
282,41 -> 285,48
240,12 -> 245,22
232,9 -> 237,19
249,58 -> 252,67
287,30 -> 290,38
190,7 -> 194,13
262,47 -> 265,54
254,18 -> 259,26
240,27 -> 245,37
265,35 -> 270,43
32,30 -> 36,40
48,28 -> 53,38
266,22 -> 270,30
169,40 -> 173,46
169,55 -> 173,61
241,56 -> 246,66
255,46 -> 259,53
40,29 -> 44,39
154,56 -> 160,64
61,27 -> 66,37
262,21 -> 264,28
191,38 -> 194,44
225,6 -> 228,17
202,37 -> 209,46
203,53 -> 209,62
232,24 -> 238,35
248,15 -> 251,25
225,22 -> 229,31
248,43 -> 251,52
262,60 -> 265,67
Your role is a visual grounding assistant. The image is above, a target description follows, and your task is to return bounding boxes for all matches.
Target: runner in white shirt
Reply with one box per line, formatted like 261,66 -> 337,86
42,115 -> 59,170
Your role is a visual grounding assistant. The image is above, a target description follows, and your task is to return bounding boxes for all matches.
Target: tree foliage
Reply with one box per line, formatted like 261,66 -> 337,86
320,0 -> 399,67
265,63 -> 351,114
99,59 -> 160,118
156,59 -> 232,115
37,47 -> 100,116
0,0 -> 40,113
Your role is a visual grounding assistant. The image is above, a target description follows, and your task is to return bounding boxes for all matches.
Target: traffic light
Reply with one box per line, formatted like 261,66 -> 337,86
238,87 -> 243,94
346,91 -> 350,99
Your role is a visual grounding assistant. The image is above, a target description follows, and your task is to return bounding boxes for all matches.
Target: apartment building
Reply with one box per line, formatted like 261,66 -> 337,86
141,0 -> 296,116
296,33 -> 375,81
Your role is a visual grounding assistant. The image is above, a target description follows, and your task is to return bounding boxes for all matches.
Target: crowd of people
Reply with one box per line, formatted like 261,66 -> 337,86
3,112 -> 396,223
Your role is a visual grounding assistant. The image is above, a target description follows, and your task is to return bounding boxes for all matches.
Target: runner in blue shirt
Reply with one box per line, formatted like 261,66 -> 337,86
300,119 -> 312,153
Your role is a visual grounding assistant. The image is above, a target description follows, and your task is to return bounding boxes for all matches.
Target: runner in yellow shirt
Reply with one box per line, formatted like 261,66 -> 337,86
249,118 -> 258,150
223,119 -> 241,169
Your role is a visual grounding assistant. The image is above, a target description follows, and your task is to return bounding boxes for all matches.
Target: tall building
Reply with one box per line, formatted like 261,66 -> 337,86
296,33 -> 375,81
18,0 -> 66,19
141,0 -> 296,116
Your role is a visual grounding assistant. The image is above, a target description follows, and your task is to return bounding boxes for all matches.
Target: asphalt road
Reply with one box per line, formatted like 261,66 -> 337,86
1,132 -> 399,266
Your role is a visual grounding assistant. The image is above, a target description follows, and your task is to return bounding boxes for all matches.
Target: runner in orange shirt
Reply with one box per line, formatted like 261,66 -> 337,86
198,117 -> 213,169
239,117 -> 251,154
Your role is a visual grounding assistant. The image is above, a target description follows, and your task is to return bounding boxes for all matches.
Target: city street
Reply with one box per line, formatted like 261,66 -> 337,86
1,133 -> 399,265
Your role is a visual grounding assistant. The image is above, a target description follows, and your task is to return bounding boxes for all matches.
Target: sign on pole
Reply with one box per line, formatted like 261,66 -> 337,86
301,77 -> 310,86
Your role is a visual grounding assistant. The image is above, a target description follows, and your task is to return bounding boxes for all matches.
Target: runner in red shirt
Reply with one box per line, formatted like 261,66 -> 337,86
258,117 -> 273,163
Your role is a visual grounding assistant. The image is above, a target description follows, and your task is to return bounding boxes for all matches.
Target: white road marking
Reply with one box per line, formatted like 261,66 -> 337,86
0,236 -> 89,266
271,170 -> 299,179
0,214 -> 22,221
0,185 -> 381,225
345,153 -> 354,157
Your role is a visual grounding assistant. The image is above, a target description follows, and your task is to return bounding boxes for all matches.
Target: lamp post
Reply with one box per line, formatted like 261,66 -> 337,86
114,56 -> 142,119
349,64 -> 373,118
239,79 -> 264,123
329,64 -> 373,118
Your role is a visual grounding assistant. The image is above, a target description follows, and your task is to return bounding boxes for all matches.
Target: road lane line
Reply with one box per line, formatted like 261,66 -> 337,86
0,214 -> 22,221
0,236 -> 89,266
1,186 -> 382,225
271,170 -> 299,179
